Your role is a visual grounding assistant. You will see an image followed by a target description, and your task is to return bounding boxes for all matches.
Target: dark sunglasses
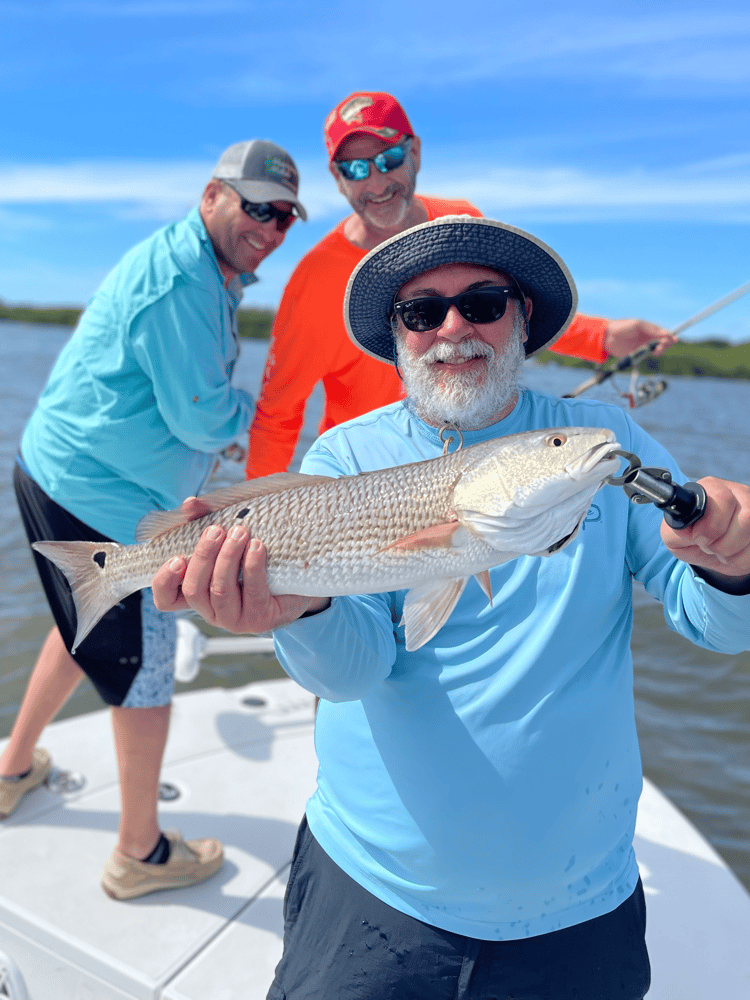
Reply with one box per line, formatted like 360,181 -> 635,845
239,197 -> 298,232
392,286 -> 518,333
225,184 -> 299,232
335,139 -> 412,181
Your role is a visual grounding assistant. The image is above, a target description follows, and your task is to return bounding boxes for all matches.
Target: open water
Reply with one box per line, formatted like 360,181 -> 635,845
1,321 -> 749,892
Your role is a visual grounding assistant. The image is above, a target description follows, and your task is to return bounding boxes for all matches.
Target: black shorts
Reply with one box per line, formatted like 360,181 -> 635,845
268,817 -> 651,1000
13,458 -> 176,708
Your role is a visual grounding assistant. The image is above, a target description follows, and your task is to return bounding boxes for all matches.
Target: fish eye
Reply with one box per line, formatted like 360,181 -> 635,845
545,434 -> 567,448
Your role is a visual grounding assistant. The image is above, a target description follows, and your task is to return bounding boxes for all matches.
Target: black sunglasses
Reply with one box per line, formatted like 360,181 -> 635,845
335,139 -> 412,181
239,197 -> 298,232
223,183 -> 298,232
392,286 -> 517,333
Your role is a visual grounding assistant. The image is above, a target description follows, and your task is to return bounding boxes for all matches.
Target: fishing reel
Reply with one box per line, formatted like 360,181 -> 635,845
619,371 -> 668,410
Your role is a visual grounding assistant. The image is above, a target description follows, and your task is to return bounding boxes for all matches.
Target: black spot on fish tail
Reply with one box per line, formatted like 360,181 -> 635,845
93,551 -> 107,568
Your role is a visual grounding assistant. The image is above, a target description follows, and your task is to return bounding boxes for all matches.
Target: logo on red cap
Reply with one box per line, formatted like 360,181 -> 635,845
338,95 -> 375,124
324,91 -> 414,160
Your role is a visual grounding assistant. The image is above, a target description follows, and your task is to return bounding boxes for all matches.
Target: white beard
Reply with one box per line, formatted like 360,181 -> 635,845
397,315 -> 527,430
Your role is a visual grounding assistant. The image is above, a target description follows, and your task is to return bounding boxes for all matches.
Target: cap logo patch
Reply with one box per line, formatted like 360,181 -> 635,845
371,126 -> 399,139
339,95 -> 374,124
265,155 -> 297,188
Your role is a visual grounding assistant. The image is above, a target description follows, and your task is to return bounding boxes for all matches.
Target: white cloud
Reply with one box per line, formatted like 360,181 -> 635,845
418,156 -> 750,223
0,158 -> 347,222
1,151 -> 748,225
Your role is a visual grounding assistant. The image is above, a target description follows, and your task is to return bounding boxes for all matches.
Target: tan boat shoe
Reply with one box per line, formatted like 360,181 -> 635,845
101,829 -> 224,900
0,747 -> 52,819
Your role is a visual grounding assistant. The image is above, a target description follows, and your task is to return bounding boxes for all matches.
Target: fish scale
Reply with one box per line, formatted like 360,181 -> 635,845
32,426 -> 620,652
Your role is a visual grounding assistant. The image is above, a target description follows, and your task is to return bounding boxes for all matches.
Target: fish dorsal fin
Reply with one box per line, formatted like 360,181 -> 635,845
400,576 -> 469,651
135,473 -> 336,542
378,520 -> 462,554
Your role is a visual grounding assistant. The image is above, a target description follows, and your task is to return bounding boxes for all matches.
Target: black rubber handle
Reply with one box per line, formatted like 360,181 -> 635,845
622,467 -> 707,530
660,481 -> 707,530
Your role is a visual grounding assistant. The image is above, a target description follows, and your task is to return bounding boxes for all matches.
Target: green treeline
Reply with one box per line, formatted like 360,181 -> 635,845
0,302 -> 85,326
0,301 -> 275,341
236,309 -> 275,340
535,339 -> 750,380
2,300 -> 749,378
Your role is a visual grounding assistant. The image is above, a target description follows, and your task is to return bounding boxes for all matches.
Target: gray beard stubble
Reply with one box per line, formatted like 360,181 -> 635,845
397,313 -> 527,431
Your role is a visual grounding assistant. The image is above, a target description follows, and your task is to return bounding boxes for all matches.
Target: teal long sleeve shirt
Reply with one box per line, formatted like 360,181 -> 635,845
21,207 -> 255,543
273,389 -> 750,941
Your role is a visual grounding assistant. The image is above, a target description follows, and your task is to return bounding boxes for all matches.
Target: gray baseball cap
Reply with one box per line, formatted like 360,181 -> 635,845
212,140 -> 307,220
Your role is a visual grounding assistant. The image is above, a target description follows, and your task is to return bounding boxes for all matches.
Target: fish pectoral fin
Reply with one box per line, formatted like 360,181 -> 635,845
400,577 -> 469,651
135,473 -> 336,541
474,569 -> 493,606
378,520 -> 462,554
458,509 -> 534,565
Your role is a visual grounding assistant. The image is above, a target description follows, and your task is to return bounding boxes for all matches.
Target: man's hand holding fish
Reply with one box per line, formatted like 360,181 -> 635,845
156,523 -> 328,633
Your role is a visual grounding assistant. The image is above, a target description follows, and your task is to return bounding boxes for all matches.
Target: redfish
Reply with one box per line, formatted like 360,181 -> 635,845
33,427 -> 620,652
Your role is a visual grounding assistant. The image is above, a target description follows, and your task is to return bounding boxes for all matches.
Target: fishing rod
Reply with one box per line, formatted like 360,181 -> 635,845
563,278 -> 750,400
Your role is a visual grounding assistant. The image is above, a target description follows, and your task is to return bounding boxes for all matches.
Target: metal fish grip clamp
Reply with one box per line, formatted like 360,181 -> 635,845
606,450 -> 707,529
440,424 -> 464,455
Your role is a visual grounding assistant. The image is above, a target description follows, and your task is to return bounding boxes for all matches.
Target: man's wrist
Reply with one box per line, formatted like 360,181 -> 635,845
692,565 -> 750,596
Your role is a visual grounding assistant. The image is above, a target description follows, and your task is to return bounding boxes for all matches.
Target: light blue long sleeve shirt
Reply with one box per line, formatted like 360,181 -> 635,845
273,389 -> 750,941
21,207 -> 254,543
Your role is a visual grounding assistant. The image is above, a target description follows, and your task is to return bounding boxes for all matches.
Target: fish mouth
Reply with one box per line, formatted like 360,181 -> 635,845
565,437 -> 621,480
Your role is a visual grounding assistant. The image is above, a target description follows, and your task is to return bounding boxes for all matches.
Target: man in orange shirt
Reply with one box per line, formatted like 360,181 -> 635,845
246,92 -> 675,479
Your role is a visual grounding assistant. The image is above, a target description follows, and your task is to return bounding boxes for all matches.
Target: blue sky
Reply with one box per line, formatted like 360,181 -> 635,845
2,0 -> 749,342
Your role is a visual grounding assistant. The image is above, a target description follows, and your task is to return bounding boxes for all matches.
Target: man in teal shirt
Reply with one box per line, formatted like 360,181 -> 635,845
0,140 -> 307,900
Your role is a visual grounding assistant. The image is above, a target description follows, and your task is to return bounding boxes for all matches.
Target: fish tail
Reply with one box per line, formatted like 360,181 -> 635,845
32,540 -> 135,652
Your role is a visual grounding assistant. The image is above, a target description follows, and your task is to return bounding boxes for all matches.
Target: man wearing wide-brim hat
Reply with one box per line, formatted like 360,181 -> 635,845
154,216 -> 750,1000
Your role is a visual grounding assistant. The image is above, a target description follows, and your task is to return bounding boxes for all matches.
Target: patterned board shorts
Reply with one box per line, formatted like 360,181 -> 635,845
13,458 -> 176,708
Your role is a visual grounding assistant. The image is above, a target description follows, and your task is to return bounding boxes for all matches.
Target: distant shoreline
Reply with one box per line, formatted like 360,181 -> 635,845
0,302 -> 275,341
2,303 -> 749,379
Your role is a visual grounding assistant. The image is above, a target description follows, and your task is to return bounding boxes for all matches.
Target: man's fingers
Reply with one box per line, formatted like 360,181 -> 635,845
239,536 -> 270,602
662,477 -> 750,575
181,496 -> 213,520
181,524 -> 228,622
152,555 -> 189,611
208,524 -> 252,625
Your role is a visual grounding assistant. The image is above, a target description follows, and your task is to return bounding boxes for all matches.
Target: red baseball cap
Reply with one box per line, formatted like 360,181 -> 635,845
324,91 -> 414,161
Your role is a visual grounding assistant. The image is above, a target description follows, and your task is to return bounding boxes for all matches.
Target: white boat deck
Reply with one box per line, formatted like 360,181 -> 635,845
1,677 -> 750,999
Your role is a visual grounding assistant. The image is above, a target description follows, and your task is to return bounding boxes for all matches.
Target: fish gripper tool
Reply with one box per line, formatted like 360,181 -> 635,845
606,450 -> 707,530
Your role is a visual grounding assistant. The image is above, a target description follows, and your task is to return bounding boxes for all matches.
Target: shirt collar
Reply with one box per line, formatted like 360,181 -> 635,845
404,389 -> 529,450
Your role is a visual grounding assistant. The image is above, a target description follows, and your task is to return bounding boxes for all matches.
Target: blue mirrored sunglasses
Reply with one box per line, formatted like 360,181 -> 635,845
335,138 -> 412,181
